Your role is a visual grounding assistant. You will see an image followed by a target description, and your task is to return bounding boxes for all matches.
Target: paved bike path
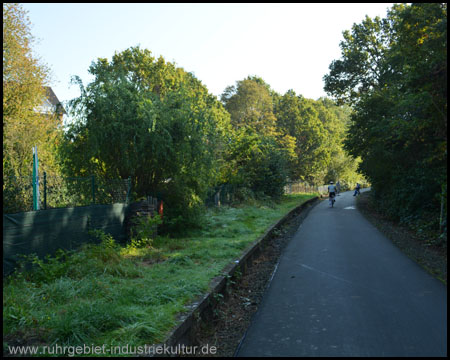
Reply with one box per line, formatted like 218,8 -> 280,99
237,190 -> 447,357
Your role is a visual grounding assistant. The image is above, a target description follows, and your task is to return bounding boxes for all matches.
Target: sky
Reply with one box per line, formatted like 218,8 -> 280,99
21,3 -> 394,110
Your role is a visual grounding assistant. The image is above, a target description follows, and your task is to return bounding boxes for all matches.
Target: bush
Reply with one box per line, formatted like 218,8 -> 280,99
233,186 -> 255,203
223,130 -> 290,200
159,182 -> 206,234
249,146 -> 289,198
129,214 -> 162,248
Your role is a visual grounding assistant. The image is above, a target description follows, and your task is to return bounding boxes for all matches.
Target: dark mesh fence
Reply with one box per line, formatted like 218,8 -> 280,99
3,174 -> 132,214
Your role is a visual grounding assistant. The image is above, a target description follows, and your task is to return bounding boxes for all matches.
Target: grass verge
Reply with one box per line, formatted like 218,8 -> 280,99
3,193 -> 316,356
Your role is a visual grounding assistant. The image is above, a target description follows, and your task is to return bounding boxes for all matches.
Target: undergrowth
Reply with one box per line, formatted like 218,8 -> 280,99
3,193 -> 316,356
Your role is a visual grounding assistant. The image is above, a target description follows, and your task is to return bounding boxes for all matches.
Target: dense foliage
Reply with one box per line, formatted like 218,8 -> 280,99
4,4 -> 365,231
324,3 -> 447,244
219,77 -> 295,198
3,3 -> 61,212
220,76 -> 361,198
3,3 -> 63,210
61,46 -> 231,232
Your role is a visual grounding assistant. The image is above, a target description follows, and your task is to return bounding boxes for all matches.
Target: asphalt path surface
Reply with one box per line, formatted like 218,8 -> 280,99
237,189 -> 447,357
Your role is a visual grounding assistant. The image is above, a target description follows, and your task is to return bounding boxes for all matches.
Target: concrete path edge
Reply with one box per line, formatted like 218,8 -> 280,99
147,196 -> 320,356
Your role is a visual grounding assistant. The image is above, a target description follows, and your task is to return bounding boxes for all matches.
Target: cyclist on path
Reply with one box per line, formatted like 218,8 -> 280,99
353,183 -> 361,196
328,181 -> 337,207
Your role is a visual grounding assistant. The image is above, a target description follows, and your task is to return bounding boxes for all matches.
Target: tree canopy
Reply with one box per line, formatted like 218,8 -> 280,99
3,3 -> 61,179
221,76 -> 278,136
4,4 -> 366,232
219,76 -> 362,196
3,3 -> 63,213
62,46 -> 231,231
274,91 -> 329,184
324,3 -> 447,243
219,76 -> 294,198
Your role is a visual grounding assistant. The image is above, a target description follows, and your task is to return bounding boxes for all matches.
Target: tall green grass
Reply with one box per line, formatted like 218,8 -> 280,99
3,194 -> 315,355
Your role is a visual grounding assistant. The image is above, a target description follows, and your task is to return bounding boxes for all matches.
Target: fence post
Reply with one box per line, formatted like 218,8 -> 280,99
32,146 -> 40,211
126,176 -> 131,204
91,175 -> 96,204
43,171 -> 47,210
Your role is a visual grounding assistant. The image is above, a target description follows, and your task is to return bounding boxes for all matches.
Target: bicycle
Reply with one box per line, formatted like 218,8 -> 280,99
329,193 -> 336,207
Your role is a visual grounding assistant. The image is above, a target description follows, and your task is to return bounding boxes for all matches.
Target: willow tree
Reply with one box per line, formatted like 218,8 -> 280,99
62,46 -> 231,230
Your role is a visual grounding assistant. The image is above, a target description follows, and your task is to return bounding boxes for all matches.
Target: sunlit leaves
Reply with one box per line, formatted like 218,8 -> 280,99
325,3 -> 447,237
62,46 -> 231,230
3,3 -> 62,181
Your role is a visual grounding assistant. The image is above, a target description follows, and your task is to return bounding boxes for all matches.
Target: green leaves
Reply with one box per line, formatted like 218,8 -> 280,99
3,3 -> 62,182
273,90 -> 357,185
219,75 -> 361,196
221,76 -> 278,137
63,46 -> 230,231
219,77 -> 292,197
325,3 -> 447,242
323,15 -> 393,105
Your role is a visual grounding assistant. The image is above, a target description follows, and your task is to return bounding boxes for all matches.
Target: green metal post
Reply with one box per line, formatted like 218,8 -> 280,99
126,176 -> 131,204
32,145 -> 40,210
91,175 -> 96,204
